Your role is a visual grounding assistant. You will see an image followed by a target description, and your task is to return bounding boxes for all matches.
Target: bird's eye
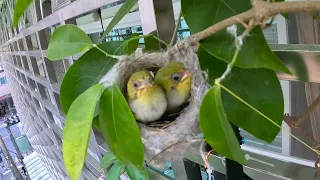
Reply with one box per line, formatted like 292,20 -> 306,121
171,73 -> 181,81
133,82 -> 139,88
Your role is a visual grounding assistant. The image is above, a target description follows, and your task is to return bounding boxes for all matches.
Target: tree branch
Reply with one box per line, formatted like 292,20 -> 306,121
192,0 -> 320,41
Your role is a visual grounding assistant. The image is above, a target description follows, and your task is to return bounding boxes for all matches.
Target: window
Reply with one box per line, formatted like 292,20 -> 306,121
0,77 -> 7,85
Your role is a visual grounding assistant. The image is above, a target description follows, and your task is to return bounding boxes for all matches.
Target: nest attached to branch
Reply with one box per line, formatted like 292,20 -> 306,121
100,37 -> 209,168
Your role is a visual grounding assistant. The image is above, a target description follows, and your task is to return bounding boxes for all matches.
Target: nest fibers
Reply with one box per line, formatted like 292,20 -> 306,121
100,37 -> 209,168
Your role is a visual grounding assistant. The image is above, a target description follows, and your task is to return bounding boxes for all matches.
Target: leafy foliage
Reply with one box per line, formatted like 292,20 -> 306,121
101,0 -> 138,42
13,0 -> 34,27
106,160 -> 124,180
60,34 -> 139,113
200,85 -> 246,164
100,152 -> 117,169
181,0 -> 290,74
99,84 -> 144,166
63,84 -> 103,180
46,25 -> 93,60
126,164 -> 149,180
199,47 -> 284,143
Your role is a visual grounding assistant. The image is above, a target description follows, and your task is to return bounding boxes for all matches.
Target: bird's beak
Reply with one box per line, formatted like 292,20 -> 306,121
181,70 -> 193,82
138,81 -> 153,90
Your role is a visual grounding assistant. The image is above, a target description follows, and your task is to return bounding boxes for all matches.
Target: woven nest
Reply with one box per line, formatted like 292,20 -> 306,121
100,37 -> 209,168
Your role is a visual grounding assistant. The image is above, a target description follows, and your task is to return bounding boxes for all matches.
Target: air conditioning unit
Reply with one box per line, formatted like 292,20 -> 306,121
51,0 -> 71,12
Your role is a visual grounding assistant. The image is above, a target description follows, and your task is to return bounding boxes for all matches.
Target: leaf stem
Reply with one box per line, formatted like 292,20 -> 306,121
93,44 -> 115,58
142,34 -> 169,48
216,82 -> 320,155
170,10 -> 183,47
216,48 -> 240,83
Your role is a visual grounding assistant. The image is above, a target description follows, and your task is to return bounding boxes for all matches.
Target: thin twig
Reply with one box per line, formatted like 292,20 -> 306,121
295,95 -> 320,127
191,0 -> 320,41
170,10 -> 183,47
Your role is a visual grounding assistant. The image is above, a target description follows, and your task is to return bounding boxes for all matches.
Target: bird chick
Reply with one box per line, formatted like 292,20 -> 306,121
127,70 -> 167,123
155,62 -> 192,113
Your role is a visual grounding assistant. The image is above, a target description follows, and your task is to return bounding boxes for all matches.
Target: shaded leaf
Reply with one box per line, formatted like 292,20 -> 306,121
274,51 -> 308,82
199,47 -> 284,143
126,164 -> 149,180
100,33 -> 140,55
107,160 -> 123,180
63,84 -> 103,180
13,0 -> 33,27
182,0 -> 290,74
144,30 -> 161,51
46,24 -> 93,60
92,115 -> 100,131
100,152 -> 117,169
200,85 -> 246,164
101,0 -> 138,42
60,47 -> 117,114
99,84 -> 144,166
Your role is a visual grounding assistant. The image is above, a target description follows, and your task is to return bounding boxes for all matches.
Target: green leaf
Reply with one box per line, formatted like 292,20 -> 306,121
60,47 -> 117,114
99,33 -> 140,55
126,164 -> 149,180
63,84 -> 103,180
181,0 -> 291,74
92,115 -> 100,131
200,85 -> 246,164
101,0 -> 138,42
13,0 -> 33,27
274,51 -> 308,82
107,160 -> 123,180
99,84 -> 144,166
199,47 -> 284,143
46,24 -> 93,60
144,31 -> 161,52
100,152 -> 117,169
60,35 -> 140,114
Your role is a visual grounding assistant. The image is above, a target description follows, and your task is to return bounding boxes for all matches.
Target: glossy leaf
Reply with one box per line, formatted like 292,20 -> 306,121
63,84 -> 103,180
199,47 -> 284,143
106,160 -> 123,180
182,0 -> 290,74
200,85 -> 246,164
46,24 -> 93,60
101,0 -> 138,41
99,84 -> 144,166
13,0 -> 33,27
100,152 -> 117,169
99,33 -> 140,55
126,164 -> 149,180
60,48 -> 117,114
60,35 -> 140,113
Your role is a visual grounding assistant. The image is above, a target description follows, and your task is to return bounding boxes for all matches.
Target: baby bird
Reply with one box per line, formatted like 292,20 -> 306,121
155,62 -> 193,113
127,70 -> 167,123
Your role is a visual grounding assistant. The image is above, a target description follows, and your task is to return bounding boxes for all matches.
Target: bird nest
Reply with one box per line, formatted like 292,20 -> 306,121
100,37 -> 209,168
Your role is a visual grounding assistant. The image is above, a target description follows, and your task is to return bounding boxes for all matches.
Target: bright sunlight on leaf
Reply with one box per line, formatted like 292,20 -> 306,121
63,84 -> 103,180
200,85 -> 246,164
46,24 -> 93,60
99,84 -> 144,167
100,0 -> 138,42
182,0 -> 291,74
13,0 -> 34,27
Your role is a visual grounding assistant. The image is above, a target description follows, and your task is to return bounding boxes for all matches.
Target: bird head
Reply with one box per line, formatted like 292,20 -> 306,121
155,62 -> 193,95
127,70 -> 157,100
